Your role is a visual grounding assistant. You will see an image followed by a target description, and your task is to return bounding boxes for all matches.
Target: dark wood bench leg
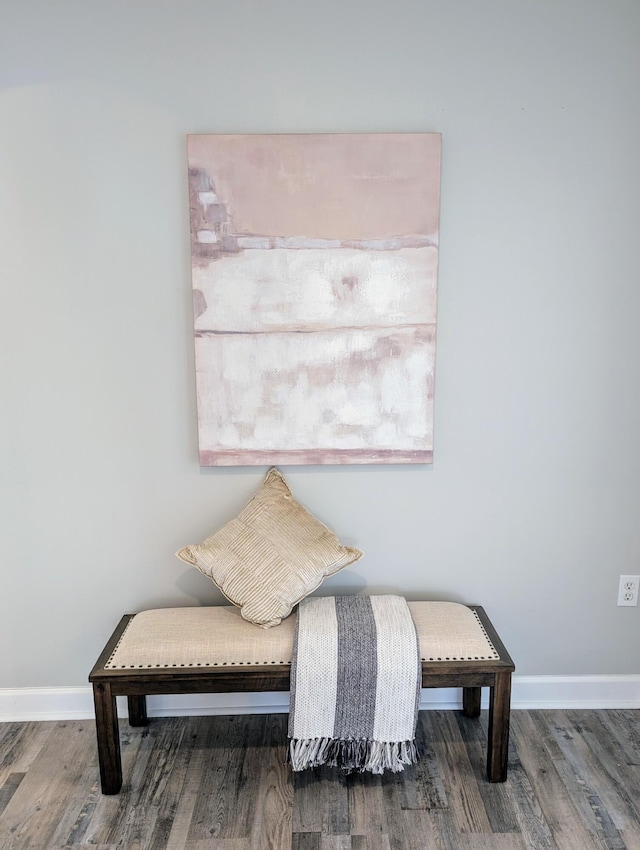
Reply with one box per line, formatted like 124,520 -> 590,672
462,686 -> 482,718
487,671 -> 512,782
127,695 -> 148,726
92,682 -> 122,794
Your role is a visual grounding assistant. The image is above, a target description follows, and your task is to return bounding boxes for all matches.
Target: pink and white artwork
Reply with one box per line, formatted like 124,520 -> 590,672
187,133 -> 441,465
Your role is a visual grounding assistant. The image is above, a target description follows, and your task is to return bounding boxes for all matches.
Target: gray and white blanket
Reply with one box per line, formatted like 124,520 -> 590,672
288,595 -> 421,774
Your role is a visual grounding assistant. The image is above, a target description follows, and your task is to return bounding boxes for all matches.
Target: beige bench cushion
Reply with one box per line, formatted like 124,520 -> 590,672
104,601 -> 499,670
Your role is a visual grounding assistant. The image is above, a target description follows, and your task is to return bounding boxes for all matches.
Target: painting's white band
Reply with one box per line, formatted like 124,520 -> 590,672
235,234 -> 438,251
198,191 -> 219,206
196,229 -> 218,243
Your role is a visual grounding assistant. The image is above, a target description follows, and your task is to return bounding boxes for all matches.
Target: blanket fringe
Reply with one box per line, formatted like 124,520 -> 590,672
288,737 -> 419,775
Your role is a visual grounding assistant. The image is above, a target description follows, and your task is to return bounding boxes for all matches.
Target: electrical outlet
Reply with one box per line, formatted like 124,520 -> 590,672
617,575 -> 640,607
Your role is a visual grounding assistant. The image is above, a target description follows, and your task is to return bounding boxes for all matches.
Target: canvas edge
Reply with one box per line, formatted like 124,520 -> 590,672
199,449 -> 434,466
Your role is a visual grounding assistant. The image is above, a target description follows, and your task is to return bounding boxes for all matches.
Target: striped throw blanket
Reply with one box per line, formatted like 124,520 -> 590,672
288,595 -> 421,774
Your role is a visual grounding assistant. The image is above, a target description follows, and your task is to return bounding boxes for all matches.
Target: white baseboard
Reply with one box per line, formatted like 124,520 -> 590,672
1,675 -> 638,723
509,675 -> 640,709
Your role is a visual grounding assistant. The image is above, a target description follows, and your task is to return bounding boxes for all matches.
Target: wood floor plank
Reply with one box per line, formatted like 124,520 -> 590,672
319,765 -> 350,835
436,836 -> 529,849
184,713 -> 262,842
2,709 -> 640,850
549,710 -> 640,849
350,834 -> 392,850
595,709 -> 640,766
347,772 -> 388,835
169,841 -> 251,849
576,710 -> 640,810
0,721 -> 55,787
378,781 -> 449,850
387,710 -> 448,812
75,720 -> 164,847
0,773 -> 25,818
48,845 -> 124,849
146,716 -> 202,850
76,722 -> 156,847
511,710 -> 601,850
49,720 -> 159,848
292,833 -> 321,850
164,717 -> 218,850
0,721 -> 96,850
433,710 -> 492,834
292,770 -> 323,833
222,713 -> 273,841
54,779 -> 101,848
47,759 -> 102,849
106,717 -> 189,849
248,713 -> 293,850
320,836 -> 352,849
293,766 -> 349,835
453,710 -> 522,834
386,808 -> 448,850
497,755 -> 557,850
548,711 -> 627,832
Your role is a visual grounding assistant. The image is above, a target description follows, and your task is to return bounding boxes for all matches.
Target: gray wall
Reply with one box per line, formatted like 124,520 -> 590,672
2,0 -> 639,688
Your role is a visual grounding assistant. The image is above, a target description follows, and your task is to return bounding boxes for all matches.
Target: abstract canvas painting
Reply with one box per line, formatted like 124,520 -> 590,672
187,133 -> 441,465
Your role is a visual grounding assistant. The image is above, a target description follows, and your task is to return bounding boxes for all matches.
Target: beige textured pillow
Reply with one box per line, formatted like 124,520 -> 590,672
176,468 -> 363,627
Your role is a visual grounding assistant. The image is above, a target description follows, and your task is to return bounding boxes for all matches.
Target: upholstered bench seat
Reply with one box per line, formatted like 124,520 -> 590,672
104,602 -> 500,669
90,602 -> 514,794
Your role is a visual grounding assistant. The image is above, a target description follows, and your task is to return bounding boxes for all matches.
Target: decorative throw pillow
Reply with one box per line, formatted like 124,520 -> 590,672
176,468 -> 363,628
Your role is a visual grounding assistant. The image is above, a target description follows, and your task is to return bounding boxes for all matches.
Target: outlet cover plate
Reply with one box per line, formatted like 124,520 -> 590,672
617,574 -> 639,607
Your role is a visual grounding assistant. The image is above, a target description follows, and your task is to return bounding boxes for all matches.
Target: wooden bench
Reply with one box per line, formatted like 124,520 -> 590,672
89,601 -> 515,794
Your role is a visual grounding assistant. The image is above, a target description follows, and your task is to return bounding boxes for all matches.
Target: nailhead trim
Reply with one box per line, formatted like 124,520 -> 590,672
110,661 -> 292,669
105,607 -> 499,669
419,611 -> 499,661
104,617 -> 135,670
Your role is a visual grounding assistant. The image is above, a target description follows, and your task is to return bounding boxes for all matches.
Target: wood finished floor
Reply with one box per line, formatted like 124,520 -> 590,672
0,709 -> 639,849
